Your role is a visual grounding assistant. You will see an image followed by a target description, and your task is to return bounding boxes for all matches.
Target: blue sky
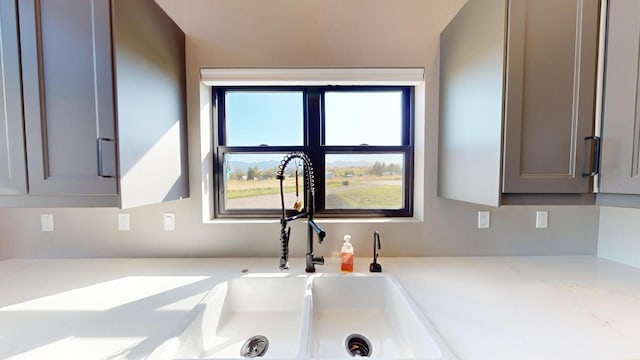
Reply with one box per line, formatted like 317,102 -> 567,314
224,90 -> 404,165
226,91 -> 303,146
324,91 -> 402,146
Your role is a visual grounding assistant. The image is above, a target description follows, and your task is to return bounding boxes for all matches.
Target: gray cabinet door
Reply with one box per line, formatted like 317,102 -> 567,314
438,0 -> 507,207
0,0 -> 27,195
18,0 -> 117,195
112,0 -> 188,209
599,0 -> 640,194
502,0 -> 599,193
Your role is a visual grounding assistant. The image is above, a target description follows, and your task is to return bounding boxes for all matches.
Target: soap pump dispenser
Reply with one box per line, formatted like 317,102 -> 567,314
341,235 -> 354,272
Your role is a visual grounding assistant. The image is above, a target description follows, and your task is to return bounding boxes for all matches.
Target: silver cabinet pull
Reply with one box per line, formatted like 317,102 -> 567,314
96,137 -> 113,178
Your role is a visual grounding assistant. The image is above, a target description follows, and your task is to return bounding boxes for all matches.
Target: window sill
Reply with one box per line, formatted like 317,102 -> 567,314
203,217 -> 423,225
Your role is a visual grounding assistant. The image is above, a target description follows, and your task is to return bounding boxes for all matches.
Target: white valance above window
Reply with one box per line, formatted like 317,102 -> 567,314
200,68 -> 425,86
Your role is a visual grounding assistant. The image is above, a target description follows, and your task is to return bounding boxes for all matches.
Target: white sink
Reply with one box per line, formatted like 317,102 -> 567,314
147,273 -> 456,360
148,274 -> 309,359
308,274 -> 449,359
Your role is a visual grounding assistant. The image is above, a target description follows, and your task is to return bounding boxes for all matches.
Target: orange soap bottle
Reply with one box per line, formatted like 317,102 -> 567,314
341,235 -> 354,272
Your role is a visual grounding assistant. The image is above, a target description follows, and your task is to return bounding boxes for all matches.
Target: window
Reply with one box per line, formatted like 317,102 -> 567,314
214,86 -> 414,218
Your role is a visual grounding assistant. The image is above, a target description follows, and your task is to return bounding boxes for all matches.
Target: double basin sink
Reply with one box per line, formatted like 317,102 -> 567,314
147,273 -> 456,359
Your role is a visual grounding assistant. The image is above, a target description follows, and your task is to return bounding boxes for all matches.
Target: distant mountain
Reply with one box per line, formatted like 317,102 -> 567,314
228,160 -> 281,172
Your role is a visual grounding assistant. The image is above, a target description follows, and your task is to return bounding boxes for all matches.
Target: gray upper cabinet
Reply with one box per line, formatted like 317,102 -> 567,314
0,0 -> 27,195
502,0 -> 599,194
0,0 -> 188,208
599,0 -> 640,196
19,0 -> 117,196
438,0 -> 599,206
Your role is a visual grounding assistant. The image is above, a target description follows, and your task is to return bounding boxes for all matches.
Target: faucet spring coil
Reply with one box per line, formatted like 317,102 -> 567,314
276,152 -> 315,194
279,227 -> 290,270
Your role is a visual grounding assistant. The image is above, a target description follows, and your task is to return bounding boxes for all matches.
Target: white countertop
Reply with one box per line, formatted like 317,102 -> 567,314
1,256 -> 639,360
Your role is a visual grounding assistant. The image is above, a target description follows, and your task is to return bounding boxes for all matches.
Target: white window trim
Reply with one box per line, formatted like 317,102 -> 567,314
200,67 -> 424,86
199,68 -> 426,224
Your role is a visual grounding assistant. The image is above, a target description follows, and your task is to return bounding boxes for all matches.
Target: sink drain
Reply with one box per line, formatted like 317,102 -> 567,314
240,335 -> 269,358
345,334 -> 372,357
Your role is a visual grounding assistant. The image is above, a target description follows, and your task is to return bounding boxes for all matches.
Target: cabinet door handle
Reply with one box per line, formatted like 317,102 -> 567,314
582,136 -> 601,177
96,137 -> 113,178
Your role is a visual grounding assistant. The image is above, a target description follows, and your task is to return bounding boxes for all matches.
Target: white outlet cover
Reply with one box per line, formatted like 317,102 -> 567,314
478,211 -> 490,229
40,214 -> 54,232
163,213 -> 175,231
536,211 -> 548,229
118,213 -> 130,231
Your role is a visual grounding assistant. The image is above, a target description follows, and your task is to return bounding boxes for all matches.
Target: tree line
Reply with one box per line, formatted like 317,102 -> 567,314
229,162 -> 401,181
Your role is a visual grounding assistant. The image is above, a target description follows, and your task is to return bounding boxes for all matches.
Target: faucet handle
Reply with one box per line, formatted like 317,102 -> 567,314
305,255 -> 324,273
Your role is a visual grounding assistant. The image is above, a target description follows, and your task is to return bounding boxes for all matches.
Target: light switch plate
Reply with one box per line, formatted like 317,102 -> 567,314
41,214 -> 54,232
118,213 -> 130,231
163,213 -> 175,231
536,211 -> 548,229
478,211 -> 490,229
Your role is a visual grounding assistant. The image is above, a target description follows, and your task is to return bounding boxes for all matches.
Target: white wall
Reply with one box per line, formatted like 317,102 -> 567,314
598,207 -> 640,268
0,0 -> 600,260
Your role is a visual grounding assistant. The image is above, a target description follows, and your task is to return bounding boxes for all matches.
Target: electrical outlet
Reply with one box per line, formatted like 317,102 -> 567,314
40,214 -> 54,232
536,211 -> 548,229
118,213 -> 130,231
478,211 -> 490,229
163,213 -> 175,231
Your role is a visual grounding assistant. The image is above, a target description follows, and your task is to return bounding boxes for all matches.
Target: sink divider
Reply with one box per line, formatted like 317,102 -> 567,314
296,275 -> 315,360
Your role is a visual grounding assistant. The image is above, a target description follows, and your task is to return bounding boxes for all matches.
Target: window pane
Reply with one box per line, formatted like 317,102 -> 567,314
325,154 -> 404,209
223,153 -> 304,210
324,91 -> 403,146
225,91 -> 303,146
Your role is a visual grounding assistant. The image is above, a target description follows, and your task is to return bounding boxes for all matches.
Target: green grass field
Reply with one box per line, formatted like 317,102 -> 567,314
225,176 -> 402,208
327,185 -> 402,208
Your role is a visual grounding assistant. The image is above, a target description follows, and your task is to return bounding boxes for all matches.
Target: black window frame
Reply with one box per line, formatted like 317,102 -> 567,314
214,85 -> 414,218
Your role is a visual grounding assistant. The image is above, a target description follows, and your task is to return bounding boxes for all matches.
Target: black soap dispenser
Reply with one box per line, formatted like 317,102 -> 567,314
369,231 -> 382,272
